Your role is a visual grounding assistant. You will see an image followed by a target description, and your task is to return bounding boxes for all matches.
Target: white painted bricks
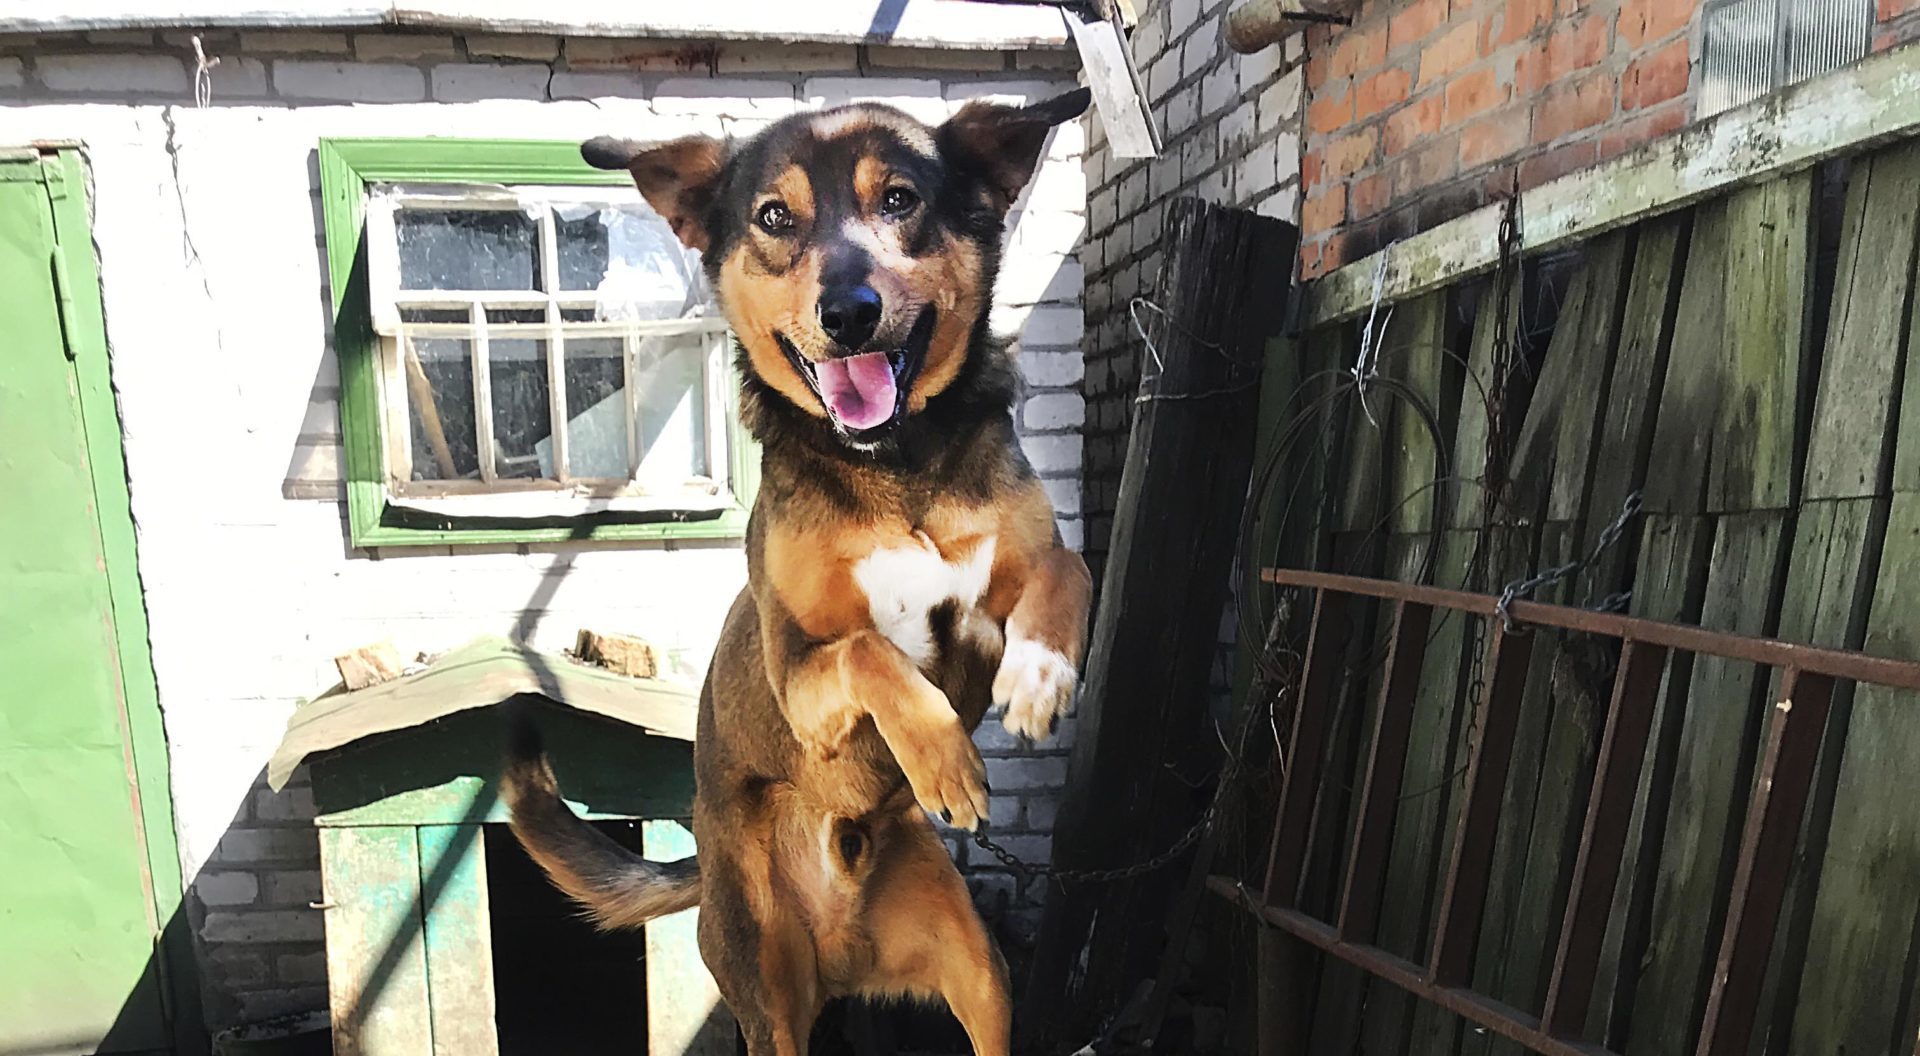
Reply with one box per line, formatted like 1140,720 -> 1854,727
0,34 -> 1093,1028
273,60 -> 427,102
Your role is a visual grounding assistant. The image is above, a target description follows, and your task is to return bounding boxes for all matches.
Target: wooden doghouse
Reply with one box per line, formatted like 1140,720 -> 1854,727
266,636 -> 733,1056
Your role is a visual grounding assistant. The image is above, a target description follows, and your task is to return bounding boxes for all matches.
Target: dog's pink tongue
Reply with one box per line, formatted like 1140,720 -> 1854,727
816,351 -> 898,431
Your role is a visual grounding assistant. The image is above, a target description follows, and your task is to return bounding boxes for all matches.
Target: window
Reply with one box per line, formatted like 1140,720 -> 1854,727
1700,0 -> 1872,117
319,140 -> 756,547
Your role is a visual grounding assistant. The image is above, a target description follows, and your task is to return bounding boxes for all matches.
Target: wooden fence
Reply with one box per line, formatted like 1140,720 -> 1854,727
1217,43 -> 1920,1056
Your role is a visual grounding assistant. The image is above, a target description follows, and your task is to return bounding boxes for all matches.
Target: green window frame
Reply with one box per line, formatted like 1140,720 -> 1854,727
319,137 -> 758,548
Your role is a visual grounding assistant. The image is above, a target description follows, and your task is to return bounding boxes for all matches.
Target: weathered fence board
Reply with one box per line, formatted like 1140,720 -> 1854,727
1238,111 -> 1920,1056
1803,141 -> 1920,501
1710,175 -> 1810,514
1625,510 -> 1791,1056
1643,200 -> 1730,517
1023,198 -> 1296,1050
1789,495 -> 1920,1054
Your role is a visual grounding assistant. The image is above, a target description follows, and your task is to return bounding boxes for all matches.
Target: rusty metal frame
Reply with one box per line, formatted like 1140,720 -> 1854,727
1210,567 -> 1920,1056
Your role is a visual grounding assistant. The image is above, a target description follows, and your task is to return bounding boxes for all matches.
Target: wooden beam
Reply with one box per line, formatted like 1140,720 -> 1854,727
1304,42 -> 1920,327
1021,198 -> 1297,1050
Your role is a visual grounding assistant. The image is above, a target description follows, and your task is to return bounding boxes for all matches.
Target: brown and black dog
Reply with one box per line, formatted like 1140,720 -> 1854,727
502,89 -> 1095,1054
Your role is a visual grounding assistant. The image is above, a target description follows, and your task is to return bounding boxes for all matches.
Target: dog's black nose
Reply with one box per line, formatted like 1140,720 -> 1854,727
818,286 -> 883,352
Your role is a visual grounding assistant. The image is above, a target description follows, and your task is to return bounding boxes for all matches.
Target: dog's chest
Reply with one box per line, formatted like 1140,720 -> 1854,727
851,535 -> 996,669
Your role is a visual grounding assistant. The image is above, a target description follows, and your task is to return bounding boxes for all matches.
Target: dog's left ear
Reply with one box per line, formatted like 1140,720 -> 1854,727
937,87 -> 1092,215
582,134 -> 727,252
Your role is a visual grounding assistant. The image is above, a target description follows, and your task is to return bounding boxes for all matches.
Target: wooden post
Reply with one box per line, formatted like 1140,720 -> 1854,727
1020,198 -> 1297,1050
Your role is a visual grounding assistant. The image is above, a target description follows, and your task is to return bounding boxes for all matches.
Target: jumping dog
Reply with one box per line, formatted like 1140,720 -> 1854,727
504,87 -> 1095,1056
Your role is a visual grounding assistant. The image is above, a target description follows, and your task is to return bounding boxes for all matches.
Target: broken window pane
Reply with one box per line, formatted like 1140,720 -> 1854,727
402,331 -> 480,482
397,208 -> 540,291
562,337 -> 628,480
554,203 -> 709,321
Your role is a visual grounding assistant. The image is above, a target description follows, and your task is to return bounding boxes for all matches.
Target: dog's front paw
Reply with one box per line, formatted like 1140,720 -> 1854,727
894,715 -> 991,831
996,636 -> 1077,743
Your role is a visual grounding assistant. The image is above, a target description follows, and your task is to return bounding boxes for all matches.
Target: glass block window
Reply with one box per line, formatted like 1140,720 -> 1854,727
363,184 -> 737,516
1700,0 -> 1872,117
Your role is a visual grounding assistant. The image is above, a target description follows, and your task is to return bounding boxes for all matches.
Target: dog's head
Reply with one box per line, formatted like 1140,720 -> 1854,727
582,88 -> 1090,451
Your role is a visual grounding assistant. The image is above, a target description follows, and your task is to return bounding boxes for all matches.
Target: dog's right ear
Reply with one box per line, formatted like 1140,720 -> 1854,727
581,134 -> 726,252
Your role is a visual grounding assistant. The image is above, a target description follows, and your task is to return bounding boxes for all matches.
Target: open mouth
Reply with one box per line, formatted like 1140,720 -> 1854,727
779,308 -> 936,440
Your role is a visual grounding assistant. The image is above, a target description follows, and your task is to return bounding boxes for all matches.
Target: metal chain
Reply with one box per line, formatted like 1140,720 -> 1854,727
970,681 -> 1276,887
1465,184 -> 1526,708
1494,490 -> 1645,632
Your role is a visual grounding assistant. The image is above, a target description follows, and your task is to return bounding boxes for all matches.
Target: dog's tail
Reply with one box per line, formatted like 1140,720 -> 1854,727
500,715 -> 700,930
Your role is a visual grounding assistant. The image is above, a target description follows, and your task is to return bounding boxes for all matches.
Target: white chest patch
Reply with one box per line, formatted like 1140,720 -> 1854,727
852,535 -> 997,669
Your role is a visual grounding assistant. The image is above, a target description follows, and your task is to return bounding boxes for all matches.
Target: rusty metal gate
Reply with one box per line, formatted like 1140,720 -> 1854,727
1210,568 -> 1920,1056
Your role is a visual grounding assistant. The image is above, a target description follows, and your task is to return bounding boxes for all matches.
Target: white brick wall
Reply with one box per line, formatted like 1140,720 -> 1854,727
0,29 -> 1085,1028
1080,0 -> 1305,578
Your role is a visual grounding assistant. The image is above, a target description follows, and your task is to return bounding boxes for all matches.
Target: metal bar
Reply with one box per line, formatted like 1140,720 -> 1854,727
1209,878 -> 1621,1056
1263,587 -> 1349,908
1429,619 -> 1534,986
1693,669 -> 1837,1056
1262,568 -> 1920,690
1541,640 -> 1672,1037
1336,599 -> 1434,939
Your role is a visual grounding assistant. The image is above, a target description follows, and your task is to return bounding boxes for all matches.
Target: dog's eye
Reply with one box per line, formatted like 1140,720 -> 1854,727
756,201 -> 794,233
881,187 -> 919,217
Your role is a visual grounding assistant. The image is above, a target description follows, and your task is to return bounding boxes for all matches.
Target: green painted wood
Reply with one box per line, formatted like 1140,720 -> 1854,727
1490,230 -> 1668,1055
1644,201 -> 1730,516
1743,498 -> 1883,1051
0,150 -> 182,1054
311,705 -> 695,827
1892,172 -> 1920,497
1710,175 -> 1811,513
1402,529 -> 1482,1056
1805,142 -> 1920,500
1586,215 -> 1686,588
1303,541 -> 1398,1056
1446,272 -> 1511,531
316,137 -> 757,549
1361,292 -> 1465,1055
418,825 -> 497,1056
1588,513 -> 1714,1044
1335,319 -> 1392,536
1789,493 -> 1920,1055
644,820 -> 736,1056
1547,233 -> 1633,524
1385,294 -> 1450,534
322,826 -> 432,1056
1625,510 -> 1790,1056
1463,526 -> 1569,1056
1503,259 -> 1589,524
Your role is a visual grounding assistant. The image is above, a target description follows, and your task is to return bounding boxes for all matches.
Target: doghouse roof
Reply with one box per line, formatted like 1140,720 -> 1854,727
266,635 -> 695,790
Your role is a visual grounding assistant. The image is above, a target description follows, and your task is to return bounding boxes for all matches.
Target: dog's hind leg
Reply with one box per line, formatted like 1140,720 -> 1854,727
860,817 -> 1012,1056
698,842 -> 824,1056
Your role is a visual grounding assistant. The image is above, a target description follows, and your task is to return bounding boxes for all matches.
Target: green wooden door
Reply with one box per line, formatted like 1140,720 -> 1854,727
0,149 -> 190,1054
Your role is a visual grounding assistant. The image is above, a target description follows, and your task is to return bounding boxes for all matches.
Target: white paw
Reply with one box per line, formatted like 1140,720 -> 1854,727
995,637 -> 1077,743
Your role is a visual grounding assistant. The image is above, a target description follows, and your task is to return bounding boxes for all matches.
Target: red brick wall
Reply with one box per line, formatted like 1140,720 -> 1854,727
1299,0 -> 1920,278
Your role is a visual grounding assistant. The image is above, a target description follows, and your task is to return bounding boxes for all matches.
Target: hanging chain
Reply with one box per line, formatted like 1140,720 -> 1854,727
969,676 -> 1279,887
1465,182 -> 1526,710
1494,490 -> 1645,633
